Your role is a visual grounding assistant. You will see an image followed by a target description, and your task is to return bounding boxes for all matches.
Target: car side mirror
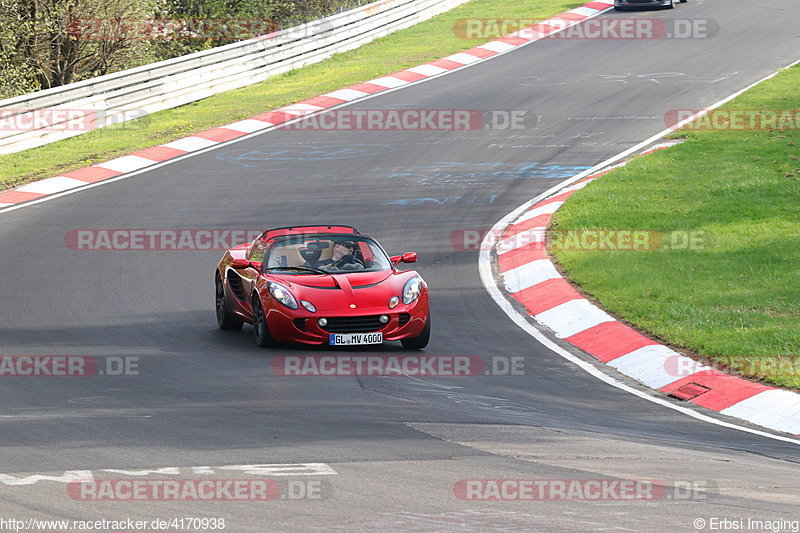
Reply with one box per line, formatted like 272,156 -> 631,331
232,258 -> 261,270
391,252 -> 417,266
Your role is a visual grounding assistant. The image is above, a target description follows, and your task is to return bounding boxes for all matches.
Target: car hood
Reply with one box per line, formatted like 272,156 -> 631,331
274,270 -> 406,312
285,270 -> 393,289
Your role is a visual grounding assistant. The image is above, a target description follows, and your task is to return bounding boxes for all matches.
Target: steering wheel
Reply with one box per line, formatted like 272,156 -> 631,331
332,254 -> 364,269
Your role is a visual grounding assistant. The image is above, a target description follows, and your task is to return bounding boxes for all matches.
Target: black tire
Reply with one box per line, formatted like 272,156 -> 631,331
252,296 -> 278,347
216,273 -> 243,330
401,314 -> 430,350
614,6 -> 625,10
666,0 -> 675,7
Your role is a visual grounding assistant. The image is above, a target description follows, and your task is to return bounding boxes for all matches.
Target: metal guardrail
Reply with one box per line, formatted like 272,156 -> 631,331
0,0 -> 467,155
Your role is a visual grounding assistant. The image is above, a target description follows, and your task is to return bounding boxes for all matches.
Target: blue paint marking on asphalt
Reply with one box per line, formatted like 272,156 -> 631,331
383,198 -> 445,206
370,163 -> 591,182
217,144 -> 397,167
216,150 -> 590,182
382,194 -> 501,206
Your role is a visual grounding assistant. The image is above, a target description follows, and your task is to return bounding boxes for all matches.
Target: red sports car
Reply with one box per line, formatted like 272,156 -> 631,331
215,225 -> 430,349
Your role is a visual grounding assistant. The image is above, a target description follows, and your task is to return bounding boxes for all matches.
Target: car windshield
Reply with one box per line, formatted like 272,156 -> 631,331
263,234 -> 393,274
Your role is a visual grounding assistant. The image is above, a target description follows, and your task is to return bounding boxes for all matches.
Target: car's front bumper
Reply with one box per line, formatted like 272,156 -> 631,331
614,0 -> 671,6
264,295 -> 429,345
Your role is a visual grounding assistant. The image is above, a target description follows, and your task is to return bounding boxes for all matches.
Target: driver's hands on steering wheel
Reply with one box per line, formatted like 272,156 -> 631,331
332,253 -> 363,269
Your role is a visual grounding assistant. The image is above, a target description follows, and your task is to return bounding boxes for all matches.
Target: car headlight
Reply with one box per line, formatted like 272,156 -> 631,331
402,275 -> 425,305
268,282 -> 298,310
301,300 -> 316,313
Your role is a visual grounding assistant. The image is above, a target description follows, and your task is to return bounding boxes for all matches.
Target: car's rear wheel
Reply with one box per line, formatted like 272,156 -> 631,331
614,5 -> 625,10
401,313 -> 430,350
216,273 -> 243,330
666,0 -> 675,7
252,296 -> 278,347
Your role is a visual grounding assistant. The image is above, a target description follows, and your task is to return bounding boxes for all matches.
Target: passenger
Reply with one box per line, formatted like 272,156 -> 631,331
318,240 -> 362,270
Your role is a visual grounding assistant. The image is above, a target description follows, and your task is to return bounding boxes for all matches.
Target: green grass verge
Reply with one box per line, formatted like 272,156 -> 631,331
0,0 -> 584,191
552,64 -> 800,389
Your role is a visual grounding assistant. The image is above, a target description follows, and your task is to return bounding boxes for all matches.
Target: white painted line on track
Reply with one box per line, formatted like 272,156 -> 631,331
366,76 -> 410,88
497,228 -> 547,255
95,155 -> 156,173
161,136 -> 218,152
607,345 -> 708,390
324,88 -> 371,101
503,259 -> 559,292
15,176 -> 87,195
0,463 -> 338,485
478,41 -> 517,53
224,119 -> 277,133
514,202 -> 564,224
534,299 -> 615,339
280,103 -> 326,115
721,391 -> 800,435
407,64 -> 448,76
444,52 -> 482,65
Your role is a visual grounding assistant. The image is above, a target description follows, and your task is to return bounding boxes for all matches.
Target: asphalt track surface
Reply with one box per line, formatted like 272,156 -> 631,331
1,1 -> 800,531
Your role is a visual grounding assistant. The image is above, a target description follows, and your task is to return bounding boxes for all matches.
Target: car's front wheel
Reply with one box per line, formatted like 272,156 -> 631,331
216,273 -> 243,330
401,313 -> 430,350
252,296 -> 278,347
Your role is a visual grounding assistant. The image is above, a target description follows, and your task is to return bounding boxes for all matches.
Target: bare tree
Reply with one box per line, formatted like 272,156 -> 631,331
0,0 -> 157,94
0,0 -> 40,97
1,0 -> 374,98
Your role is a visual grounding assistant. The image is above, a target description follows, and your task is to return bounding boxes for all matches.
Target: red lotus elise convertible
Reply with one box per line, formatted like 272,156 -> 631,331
215,225 -> 430,349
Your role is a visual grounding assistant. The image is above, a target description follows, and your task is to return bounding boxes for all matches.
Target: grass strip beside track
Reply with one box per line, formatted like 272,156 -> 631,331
551,64 -> 800,389
0,0 -> 583,191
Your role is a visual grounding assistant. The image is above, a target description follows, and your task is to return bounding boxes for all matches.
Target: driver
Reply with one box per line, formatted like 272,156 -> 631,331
299,246 -> 323,268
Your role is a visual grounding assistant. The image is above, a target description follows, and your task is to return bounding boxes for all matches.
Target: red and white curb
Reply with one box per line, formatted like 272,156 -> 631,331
490,144 -> 800,437
0,1 -> 614,210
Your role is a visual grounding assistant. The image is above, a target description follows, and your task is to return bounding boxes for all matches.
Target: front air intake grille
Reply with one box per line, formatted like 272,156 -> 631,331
293,318 -> 308,332
398,313 -> 411,326
320,315 -> 385,333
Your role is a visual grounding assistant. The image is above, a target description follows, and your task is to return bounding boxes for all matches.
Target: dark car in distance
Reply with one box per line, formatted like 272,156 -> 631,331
615,0 -> 686,10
